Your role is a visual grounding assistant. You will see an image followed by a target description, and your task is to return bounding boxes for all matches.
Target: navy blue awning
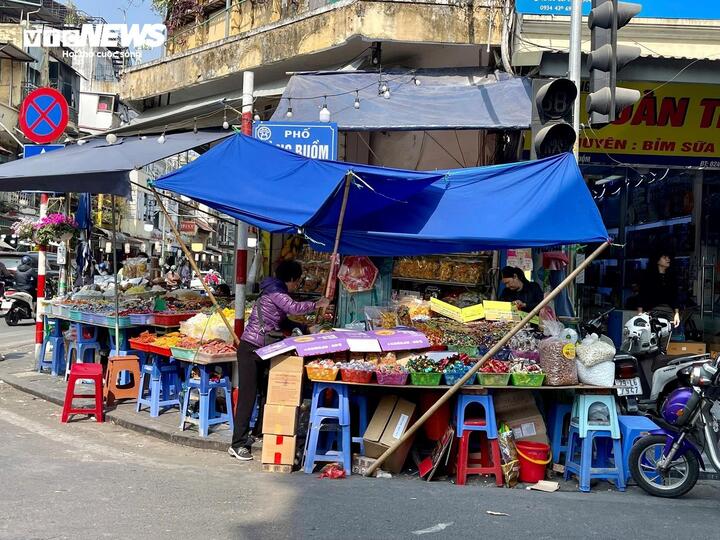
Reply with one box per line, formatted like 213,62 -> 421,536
155,134 -> 609,255
270,69 -> 532,131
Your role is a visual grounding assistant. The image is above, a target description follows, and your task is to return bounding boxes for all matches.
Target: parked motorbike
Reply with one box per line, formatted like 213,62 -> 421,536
0,288 -> 36,326
582,309 -> 708,412
629,357 -> 720,498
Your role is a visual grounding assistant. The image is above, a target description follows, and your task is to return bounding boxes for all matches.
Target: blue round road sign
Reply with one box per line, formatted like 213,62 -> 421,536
19,87 -> 69,144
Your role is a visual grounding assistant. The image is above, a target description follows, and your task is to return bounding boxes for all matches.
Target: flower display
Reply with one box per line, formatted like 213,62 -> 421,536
10,218 -> 35,242
33,213 -> 78,245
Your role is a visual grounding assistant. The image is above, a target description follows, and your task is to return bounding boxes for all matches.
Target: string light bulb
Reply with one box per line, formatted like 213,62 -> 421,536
253,110 -> 260,121
383,89 -> 390,99
222,108 -> 229,130
379,82 -> 388,93
413,76 -> 421,86
157,126 -> 167,144
319,97 -> 331,122
286,98 -> 293,118
354,91 -> 360,109
105,133 -> 117,144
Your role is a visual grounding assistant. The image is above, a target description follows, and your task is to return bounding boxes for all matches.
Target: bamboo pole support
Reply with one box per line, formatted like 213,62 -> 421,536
151,186 -> 240,345
364,241 -> 610,477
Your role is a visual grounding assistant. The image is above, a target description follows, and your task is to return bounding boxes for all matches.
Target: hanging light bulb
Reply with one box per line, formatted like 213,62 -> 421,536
105,133 -> 117,145
383,89 -> 390,99
354,91 -> 360,110
77,139 -> 87,145
319,97 -> 331,123
253,110 -> 260,121
413,76 -> 421,86
379,82 -> 388,93
222,108 -> 229,130
157,125 -> 168,144
286,98 -> 293,118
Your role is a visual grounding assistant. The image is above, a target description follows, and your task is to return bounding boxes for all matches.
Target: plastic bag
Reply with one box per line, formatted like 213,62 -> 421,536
538,322 -> 578,386
576,360 -> 615,387
498,424 -> 520,488
364,306 -> 399,330
576,334 -> 616,367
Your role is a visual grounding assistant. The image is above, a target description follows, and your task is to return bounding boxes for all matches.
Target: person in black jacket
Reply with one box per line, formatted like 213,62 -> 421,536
14,255 -> 37,297
500,266 -> 544,313
638,252 -> 681,327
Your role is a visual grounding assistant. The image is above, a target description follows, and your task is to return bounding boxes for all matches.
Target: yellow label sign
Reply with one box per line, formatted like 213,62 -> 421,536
483,300 -> 514,322
562,343 -> 576,360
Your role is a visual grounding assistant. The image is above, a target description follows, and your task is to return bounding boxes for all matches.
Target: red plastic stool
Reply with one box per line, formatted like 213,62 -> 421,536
61,363 -> 104,423
456,419 -> 503,486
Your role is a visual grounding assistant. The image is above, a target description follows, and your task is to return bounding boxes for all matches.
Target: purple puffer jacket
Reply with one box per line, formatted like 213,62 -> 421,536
242,277 -> 318,348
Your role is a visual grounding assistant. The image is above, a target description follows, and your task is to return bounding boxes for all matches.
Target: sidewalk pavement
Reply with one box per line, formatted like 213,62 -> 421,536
0,345 -> 260,456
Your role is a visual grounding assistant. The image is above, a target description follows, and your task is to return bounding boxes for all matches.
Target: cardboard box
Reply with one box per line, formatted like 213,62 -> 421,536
667,342 -> 706,356
352,454 -> 377,476
262,404 -> 298,436
363,395 -> 416,473
261,434 -> 297,465
494,391 -> 548,445
266,355 -> 304,406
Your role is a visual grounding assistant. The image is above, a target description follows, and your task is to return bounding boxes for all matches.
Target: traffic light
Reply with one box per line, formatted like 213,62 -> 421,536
587,0 -> 642,126
531,78 -> 578,159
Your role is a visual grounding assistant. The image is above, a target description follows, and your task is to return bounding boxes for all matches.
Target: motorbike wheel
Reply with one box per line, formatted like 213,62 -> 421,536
5,307 -> 20,326
629,434 -> 699,498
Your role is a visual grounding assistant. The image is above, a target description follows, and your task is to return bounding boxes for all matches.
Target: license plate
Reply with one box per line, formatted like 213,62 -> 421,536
1,301 -> 11,311
615,377 -> 643,396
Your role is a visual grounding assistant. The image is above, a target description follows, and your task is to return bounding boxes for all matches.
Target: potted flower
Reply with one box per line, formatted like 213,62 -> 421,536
10,217 -> 35,243
33,213 -> 78,245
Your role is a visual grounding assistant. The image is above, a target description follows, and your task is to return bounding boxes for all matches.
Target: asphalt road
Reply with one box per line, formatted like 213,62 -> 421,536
0,320 -> 34,354
1,384 -> 719,540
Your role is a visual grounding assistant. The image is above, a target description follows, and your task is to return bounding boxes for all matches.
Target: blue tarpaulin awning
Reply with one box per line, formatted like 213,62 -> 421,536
270,70 -> 532,131
154,134 -> 609,255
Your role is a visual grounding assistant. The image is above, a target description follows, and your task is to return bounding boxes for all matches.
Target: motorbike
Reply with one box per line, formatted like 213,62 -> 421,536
583,309 -> 709,412
629,357 -> 720,498
0,288 -> 36,326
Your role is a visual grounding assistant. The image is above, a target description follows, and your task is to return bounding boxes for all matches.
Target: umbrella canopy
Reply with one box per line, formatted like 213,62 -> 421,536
0,130 -> 232,197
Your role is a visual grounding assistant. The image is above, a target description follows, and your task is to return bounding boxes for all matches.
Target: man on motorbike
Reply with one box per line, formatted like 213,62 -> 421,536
14,256 -> 38,297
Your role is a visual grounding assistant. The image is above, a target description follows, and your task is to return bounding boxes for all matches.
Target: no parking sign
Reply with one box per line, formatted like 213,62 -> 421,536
19,87 -> 69,144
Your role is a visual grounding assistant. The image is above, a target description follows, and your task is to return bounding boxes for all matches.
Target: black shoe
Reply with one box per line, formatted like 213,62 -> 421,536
228,446 -> 253,461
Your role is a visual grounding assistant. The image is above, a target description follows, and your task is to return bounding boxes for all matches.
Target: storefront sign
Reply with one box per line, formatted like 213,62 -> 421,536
179,220 -> 197,234
523,82 -> 720,168
253,122 -> 338,160
516,0 -> 720,19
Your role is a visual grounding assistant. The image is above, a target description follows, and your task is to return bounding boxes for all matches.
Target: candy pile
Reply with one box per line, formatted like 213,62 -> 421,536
480,359 -> 511,374
375,364 -> 408,375
177,336 -> 201,349
406,355 -> 441,373
133,331 -> 157,344
509,360 -> 543,373
200,340 -> 236,355
438,353 -> 474,373
341,360 -> 375,372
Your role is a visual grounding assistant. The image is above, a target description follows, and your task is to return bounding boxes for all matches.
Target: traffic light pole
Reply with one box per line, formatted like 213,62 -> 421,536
569,0 -> 583,159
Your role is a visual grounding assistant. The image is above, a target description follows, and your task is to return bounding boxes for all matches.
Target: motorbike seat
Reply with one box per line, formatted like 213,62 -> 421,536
651,354 -> 705,372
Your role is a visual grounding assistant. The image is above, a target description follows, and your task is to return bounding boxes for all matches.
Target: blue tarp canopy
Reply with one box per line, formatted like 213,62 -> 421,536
154,134 -> 609,255
271,70 -> 532,131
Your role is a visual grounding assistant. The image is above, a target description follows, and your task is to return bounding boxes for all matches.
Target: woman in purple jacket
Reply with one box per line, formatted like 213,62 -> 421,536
229,260 -> 329,461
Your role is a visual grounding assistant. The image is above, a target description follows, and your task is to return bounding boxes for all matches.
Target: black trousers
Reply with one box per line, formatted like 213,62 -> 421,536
231,340 -> 267,449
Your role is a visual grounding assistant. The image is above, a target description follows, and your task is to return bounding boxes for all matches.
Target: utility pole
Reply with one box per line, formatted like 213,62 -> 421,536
568,0 -> 583,160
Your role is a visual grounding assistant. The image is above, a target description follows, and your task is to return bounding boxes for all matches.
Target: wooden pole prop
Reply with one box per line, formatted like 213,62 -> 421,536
151,186 -> 240,345
364,241 -> 610,477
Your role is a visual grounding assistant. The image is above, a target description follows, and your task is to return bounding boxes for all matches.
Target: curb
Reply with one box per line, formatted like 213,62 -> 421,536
1,375 -> 257,455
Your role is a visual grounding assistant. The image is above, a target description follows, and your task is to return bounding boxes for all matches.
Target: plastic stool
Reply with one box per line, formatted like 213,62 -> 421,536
310,382 -> 350,425
61,363 -> 104,423
64,325 -> 102,381
351,393 -> 369,454
455,393 -> 498,439
547,403 -> 573,464
571,394 -> 620,439
303,417 -> 352,474
564,424 -> 626,492
179,363 -> 234,437
456,419 -> 503,487
104,355 -> 141,407
619,415 -> 660,481
136,355 -> 182,417
39,317 -> 66,376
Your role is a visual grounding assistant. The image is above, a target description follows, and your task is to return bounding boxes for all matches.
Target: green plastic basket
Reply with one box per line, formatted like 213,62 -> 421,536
170,347 -> 199,361
410,371 -> 443,386
447,345 -> 479,357
478,373 -> 511,386
510,372 -> 545,387
69,310 -> 83,321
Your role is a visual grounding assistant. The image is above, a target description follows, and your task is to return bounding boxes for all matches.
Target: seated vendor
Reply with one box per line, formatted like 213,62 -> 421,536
228,260 -> 330,462
499,266 -> 544,313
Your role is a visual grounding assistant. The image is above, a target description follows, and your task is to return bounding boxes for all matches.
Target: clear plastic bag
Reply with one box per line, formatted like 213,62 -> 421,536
576,360 -> 615,387
538,322 -> 578,386
576,333 -> 616,367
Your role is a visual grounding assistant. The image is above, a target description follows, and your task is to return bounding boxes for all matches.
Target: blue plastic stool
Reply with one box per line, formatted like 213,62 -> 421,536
136,355 -> 182,417
547,403 -> 573,464
564,424 -> 626,492
179,363 -> 234,437
351,393 -> 369,454
618,415 -> 660,481
455,393 -> 498,439
64,325 -> 103,381
38,316 -> 65,376
304,382 -> 352,474
571,394 -> 620,439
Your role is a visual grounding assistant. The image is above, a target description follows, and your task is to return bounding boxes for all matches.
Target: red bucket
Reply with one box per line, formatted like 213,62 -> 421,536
516,440 -> 551,483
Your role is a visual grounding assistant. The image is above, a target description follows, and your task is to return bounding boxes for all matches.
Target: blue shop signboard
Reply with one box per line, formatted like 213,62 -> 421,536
253,122 -> 338,160
516,0 -> 720,19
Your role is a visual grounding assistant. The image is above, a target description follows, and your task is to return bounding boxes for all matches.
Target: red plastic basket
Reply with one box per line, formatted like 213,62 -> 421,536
340,368 -> 373,384
146,344 -> 172,357
128,339 -> 154,353
151,313 -> 194,326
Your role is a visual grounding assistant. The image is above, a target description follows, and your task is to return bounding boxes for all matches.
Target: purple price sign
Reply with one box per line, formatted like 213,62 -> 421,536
289,333 -> 349,357
370,329 -> 430,351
